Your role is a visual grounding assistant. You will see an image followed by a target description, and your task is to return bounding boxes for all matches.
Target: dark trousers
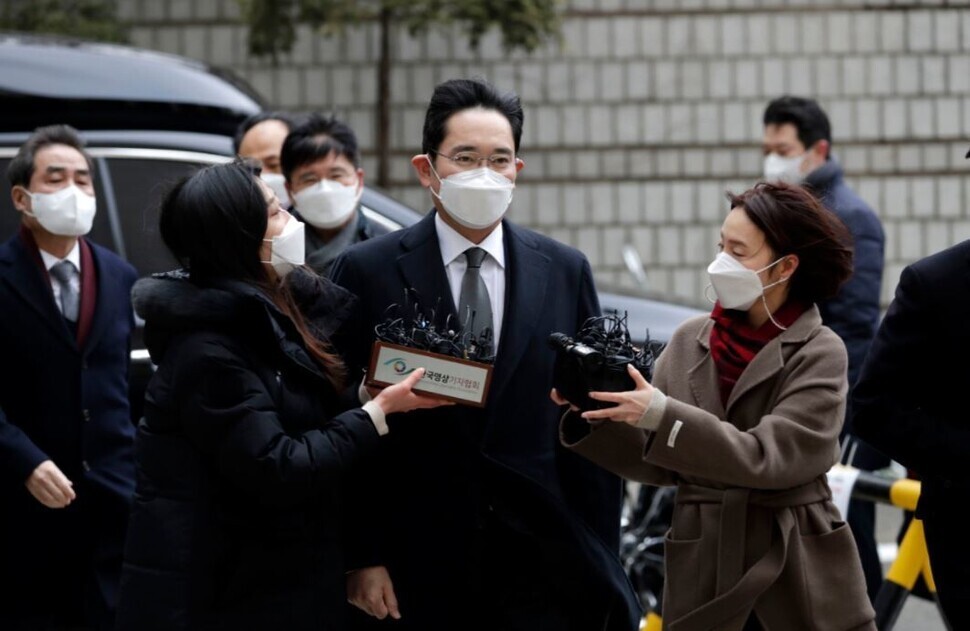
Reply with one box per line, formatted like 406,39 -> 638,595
846,498 -> 883,603
0,483 -> 128,631
471,512 -> 586,631
923,511 -> 969,630
349,512 -> 597,631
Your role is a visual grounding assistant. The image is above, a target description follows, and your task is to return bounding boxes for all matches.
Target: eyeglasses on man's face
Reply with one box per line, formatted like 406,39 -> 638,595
430,150 -> 516,170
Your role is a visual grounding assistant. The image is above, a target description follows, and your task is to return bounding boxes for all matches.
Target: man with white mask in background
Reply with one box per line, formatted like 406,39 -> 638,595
234,110 -> 303,205
0,125 -> 138,630
330,78 -> 640,631
281,113 -> 389,276
762,95 -> 887,604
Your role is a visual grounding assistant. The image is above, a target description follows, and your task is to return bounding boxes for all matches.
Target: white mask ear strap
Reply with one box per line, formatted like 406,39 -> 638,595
426,154 -> 442,183
14,186 -> 36,215
704,284 -> 717,304
763,294 -> 788,331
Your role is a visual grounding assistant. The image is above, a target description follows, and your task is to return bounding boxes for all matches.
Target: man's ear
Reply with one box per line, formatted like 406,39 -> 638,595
812,139 -> 830,161
11,185 -> 30,214
411,154 -> 434,188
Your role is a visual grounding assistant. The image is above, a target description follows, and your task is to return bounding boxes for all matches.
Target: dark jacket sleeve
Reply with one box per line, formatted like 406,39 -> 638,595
175,338 -> 381,508
852,263 -> 963,482
329,250 -> 389,569
0,405 -> 48,483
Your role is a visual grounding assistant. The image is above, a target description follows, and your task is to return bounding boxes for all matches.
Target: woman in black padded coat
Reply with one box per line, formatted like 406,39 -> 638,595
115,162 -> 446,631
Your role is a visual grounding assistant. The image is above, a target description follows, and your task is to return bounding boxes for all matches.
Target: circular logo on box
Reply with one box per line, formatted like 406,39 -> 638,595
383,357 -> 414,375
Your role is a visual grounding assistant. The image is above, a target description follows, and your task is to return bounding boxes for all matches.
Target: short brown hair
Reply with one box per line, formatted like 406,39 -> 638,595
727,182 -> 852,304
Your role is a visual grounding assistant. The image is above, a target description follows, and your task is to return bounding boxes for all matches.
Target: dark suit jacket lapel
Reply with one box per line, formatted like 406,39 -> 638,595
396,212 -> 459,329
487,221 -> 550,403
0,234 -> 76,349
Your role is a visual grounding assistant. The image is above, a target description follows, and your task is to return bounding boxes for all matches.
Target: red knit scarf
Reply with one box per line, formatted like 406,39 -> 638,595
709,300 -> 808,407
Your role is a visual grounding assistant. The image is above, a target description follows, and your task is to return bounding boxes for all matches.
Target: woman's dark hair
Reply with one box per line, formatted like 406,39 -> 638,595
727,181 -> 852,304
160,161 -> 268,283
421,78 -> 524,156
158,161 -> 345,388
281,113 -> 360,182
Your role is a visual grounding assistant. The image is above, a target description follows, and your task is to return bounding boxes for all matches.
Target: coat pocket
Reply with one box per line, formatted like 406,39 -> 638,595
797,521 -> 874,629
662,530 -> 709,623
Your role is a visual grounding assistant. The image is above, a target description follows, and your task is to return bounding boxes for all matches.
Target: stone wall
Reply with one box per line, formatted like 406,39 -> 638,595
121,0 -> 970,307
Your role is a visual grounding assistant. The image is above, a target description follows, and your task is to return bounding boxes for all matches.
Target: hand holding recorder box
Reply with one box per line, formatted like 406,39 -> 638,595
366,340 -> 494,407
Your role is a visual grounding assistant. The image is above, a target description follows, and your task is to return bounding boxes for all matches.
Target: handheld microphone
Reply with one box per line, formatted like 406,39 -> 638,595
547,333 -> 604,366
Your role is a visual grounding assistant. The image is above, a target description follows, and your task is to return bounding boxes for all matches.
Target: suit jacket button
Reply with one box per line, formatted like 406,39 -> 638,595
81,460 -> 91,472
82,409 -> 91,422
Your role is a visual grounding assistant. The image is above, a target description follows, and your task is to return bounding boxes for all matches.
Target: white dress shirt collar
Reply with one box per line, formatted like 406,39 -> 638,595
434,212 -> 505,269
39,241 -> 81,272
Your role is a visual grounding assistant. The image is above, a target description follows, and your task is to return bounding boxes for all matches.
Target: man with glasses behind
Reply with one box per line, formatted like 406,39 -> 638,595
281,113 -> 389,276
330,78 -> 640,631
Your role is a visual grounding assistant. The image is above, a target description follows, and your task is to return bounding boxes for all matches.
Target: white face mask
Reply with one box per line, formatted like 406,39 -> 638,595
706,251 -> 788,311
292,178 -> 360,229
260,173 -> 290,207
763,153 -> 805,184
262,211 -> 305,277
21,184 -> 97,236
428,159 -> 514,229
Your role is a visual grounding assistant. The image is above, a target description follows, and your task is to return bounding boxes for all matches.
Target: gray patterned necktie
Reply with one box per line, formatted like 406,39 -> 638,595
458,247 -> 493,338
50,260 -> 79,322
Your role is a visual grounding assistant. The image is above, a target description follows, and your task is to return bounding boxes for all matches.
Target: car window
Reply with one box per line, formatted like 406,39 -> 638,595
102,156 -> 205,276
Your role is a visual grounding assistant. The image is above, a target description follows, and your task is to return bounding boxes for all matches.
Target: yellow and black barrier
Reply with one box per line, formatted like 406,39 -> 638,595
849,469 -> 948,631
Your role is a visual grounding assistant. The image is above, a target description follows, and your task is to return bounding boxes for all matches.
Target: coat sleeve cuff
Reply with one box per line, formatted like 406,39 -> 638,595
635,389 -> 667,431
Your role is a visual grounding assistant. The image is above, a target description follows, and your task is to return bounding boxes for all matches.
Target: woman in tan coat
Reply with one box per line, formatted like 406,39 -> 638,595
557,182 -> 876,631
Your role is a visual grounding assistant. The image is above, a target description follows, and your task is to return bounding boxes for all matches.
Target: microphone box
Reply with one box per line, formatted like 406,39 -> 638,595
366,340 -> 494,407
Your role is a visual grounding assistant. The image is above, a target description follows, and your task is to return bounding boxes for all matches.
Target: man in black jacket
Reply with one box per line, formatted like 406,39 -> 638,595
331,78 -> 640,631
0,125 -> 137,630
852,233 -> 970,628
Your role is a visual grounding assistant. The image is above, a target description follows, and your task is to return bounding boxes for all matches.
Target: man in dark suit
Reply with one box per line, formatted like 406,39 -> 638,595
852,231 -> 970,629
0,125 -> 138,630
331,79 -> 640,631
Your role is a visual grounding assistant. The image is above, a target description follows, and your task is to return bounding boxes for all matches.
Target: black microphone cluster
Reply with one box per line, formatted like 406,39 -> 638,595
374,291 -> 495,363
549,313 -> 662,411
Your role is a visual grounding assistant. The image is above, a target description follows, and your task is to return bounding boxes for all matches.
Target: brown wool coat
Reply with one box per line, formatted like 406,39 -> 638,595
563,306 -> 876,631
